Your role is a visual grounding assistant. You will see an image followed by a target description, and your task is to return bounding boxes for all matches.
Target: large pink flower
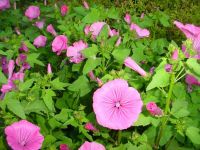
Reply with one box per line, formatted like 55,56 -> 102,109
33,35 -> 47,48
5,120 -> 44,150
0,0 -> 10,10
174,21 -> 200,57
25,6 -> 40,20
93,79 -> 143,130
89,22 -> 106,39
124,57 -> 147,77
79,141 -> 105,150
67,40 -> 88,63
130,23 -> 150,38
52,35 -> 68,55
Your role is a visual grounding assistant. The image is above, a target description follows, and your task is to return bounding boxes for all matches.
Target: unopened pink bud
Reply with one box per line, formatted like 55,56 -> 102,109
83,1 -> 89,9
124,13 -> 131,24
165,64 -> 172,72
146,102 -> 163,116
84,122 -> 97,131
47,63 -> 52,74
172,49 -> 178,60
60,5 -> 68,16
47,24 -> 57,36
8,60 -> 15,79
60,144 -> 70,150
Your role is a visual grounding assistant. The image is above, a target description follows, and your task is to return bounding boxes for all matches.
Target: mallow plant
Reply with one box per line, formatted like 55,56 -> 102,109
0,0 -> 200,150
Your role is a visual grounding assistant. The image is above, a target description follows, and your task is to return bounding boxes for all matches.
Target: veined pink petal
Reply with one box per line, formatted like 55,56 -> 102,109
67,40 -> 88,63
130,23 -> 150,38
79,141 -> 105,150
93,79 -> 143,130
5,120 -> 44,150
89,22 -> 106,39
8,60 -> 15,79
33,35 -> 47,48
124,57 -> 147,77
185,74 -> 200,86
52,35 -> 68,55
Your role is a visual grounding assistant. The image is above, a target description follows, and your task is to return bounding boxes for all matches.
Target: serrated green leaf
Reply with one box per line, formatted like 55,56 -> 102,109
19,79 -> 35,91
43,89 -> 56,112
5,93 -> 26,119
146,60 -> 170,91
83,58 -> 101,74
171,101 -> 190,118
112,48 -> 130,63
24,100 -> 47,115
27,53 -> 44,67
50,78 -> 69,90
160,126 -> 173,146
24,40 -> 37,51
82,9 -> 100,23
68,75 -> 91,97
186,126 -> 200,145
134,114 -> 151,126
0,69 -> 7,84
82,44 -> 98,58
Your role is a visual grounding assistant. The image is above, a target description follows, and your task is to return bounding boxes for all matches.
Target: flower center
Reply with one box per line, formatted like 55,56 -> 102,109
115,102 -> 121,108
20,140 -> 26,146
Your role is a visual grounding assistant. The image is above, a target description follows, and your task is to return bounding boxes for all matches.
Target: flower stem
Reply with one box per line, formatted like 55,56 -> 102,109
154,73 -> 175,149
117,130 -> 122,145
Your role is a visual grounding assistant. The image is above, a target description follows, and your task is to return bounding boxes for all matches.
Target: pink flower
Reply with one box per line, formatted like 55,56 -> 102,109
0,0 -> 10,10
79,141 -> 105,150
11,72 -> 25,82
84,25 -> 90,35
34,20 -> 45,29
47,63 -> 52,74
146,102 -> 163,116
109,29 -> 119,37
8,60 -> 15,79
115,37 -> 122,47
124,57 -> 147,77
130,23 -> 150,38
5,120 -> 44,150
16,54 -> 27,66
60,5 -> 68,16
174,21 -> 200,56
185,74 -> 200,86
47,24 -> 57,36
124,13 -> 131,24
172,49 -> 178,60
33,35 -> 47,48
20,62 -> 31,72
88,71 -> 96,80
140,13 -> 145,19
19,43 -> 29,52
67,40 -> 88,63
1,56 -> 8,74
52,35 -> 68,55
149,66 -> 155,75
89,22 -> 106,39
25,6 -> 40,20
60,144 -> 70,150
165,64 -> 172,72
93,79 -> 143,130
84,122 -> 97,131
83,1 -> 89,9
1,80 -> 15,93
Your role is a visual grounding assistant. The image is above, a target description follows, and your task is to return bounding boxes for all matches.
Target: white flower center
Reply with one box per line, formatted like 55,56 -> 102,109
115,102 -> 121,108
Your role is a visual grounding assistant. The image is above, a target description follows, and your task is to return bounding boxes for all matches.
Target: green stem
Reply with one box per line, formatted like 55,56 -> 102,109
117,130 -> 122,145
154,73 -> 175,149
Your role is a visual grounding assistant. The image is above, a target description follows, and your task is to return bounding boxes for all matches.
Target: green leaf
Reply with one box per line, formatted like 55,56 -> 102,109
5,93 -> 26,119
171,101 -> 190,118
82,8 -> 100,23
159,13 -> 170,27
83,58 -> 101,74
24,100 -> 47,115
82,44 -> 98,58
73,7 -> 87,16
106,7 -> 120,19
131,42 -> 146,63
134,114 -> 151,126
48,118 -> 62,130
186,58 -> 200,80
79,126 -> 93,141
55,109 -> 69,123
186,126 -> 200,145
97,24 -> 109,41
24,40 -> 37,51
160,126 -> 173,146
27,53 -> 44,67
112,48 -> 130,63
43,89 -> 56,112
68,75 -> 91,97
147,59 -> 170,91
50,78 -> 69,90
150,38 -> 169,54
19,79 -> 35,91
42,135 -> 57,148
0,69 -> 7,84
